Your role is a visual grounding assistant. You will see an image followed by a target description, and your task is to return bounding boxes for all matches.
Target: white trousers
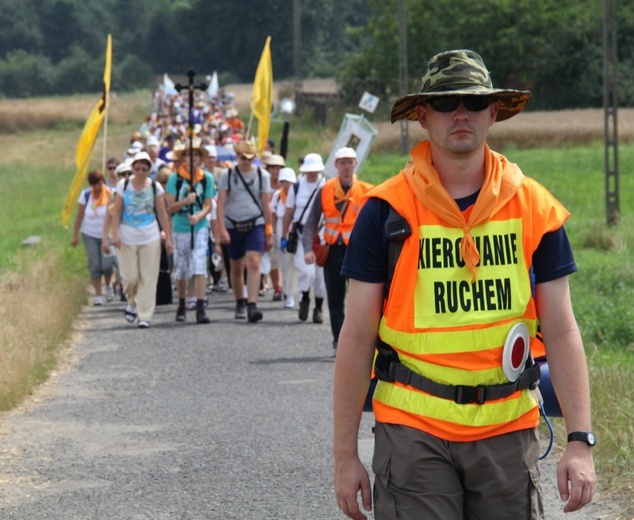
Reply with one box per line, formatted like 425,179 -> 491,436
293,237 -> 326,298
118,240 -> 161,322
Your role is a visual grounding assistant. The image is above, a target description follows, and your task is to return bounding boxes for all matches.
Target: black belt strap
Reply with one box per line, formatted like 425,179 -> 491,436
375,340 -> 541,405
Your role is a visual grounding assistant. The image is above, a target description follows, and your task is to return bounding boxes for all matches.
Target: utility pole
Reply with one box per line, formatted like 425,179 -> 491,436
397,0 -> 409,154
293,0 -> 303,103
603,0 -> 620,225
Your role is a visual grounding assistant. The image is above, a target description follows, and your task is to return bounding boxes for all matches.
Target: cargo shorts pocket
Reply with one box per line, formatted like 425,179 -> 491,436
528,463 -> 544,519
372,453 -> 398,520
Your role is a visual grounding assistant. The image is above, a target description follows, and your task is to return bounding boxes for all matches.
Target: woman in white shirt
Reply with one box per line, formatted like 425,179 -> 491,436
106,152 -> 173,328
71,170 -> 115,306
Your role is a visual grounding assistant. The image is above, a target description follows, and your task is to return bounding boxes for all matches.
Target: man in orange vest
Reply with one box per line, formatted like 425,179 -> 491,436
302,147 -> 374,356
333,49 -> 595,519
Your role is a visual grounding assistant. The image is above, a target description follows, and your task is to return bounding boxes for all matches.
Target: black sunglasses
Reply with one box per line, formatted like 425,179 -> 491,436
427,96 -> 492,113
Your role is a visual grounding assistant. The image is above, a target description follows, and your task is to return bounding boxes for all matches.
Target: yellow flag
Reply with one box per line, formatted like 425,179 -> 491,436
250,36 -> 273,158
61,34 -> 112,227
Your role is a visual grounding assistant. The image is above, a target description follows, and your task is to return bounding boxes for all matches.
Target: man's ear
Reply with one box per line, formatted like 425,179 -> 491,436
489,101 -> 499,126
415,104 -> 427,129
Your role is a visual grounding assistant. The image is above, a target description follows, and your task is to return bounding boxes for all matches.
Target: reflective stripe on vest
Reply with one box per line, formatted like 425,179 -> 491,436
321,178 -> 373,246
371,171 -> 570,441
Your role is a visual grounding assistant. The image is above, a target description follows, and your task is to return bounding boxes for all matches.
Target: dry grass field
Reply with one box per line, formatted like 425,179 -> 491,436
2,79 -> 633,154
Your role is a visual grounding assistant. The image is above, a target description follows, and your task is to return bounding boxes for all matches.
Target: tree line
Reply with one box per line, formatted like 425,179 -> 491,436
0,0 -> 632,111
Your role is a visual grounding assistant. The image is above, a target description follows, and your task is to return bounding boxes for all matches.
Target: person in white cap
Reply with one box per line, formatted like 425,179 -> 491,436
271,167 -> 298,309
281,152 -> 327,324
105,151 -> 173,329
145,135 -> 166,181
302,147 -> 374,355
264,153 -> 286,301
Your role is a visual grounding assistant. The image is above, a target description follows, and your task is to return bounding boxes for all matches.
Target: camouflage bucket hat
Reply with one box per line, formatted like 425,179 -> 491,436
390,49 -> 531,123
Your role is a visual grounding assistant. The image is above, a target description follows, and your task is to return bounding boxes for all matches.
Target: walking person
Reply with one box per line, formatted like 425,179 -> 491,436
302,147 -> 374,354
70,170 -> 115,306
105,152 -> 173,328
264,153 -> 286,301
216,140 -> 274,323
272,167 -> 298,309
281,153 -> 327,324
165,139 -> 213,324
333,49 -> 595,519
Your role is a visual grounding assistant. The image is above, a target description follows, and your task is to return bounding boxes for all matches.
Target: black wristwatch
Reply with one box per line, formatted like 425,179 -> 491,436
567,431 -> 596,447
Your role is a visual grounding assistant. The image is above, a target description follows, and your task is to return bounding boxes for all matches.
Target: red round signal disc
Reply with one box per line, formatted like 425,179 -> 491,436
502,323 -> 530,382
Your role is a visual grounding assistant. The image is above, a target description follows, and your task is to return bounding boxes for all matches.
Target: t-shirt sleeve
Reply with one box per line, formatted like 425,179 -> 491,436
532,226 -> 577,283
341,197 -> 390,283
165,174 -> 177,196
154,181 -> 165,197
204,172 -> 213,198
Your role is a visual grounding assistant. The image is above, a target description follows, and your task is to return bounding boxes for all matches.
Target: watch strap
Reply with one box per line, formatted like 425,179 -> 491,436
567,431 -> 596,446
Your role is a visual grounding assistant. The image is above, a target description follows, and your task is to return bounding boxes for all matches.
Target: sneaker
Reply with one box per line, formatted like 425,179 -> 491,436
247,305 -> 263,323
235,301 -> 247,319
187,297 -> 197,310
93,295 -> 104,306
176,305 -> 187,322
313,308 -> 323,324
218,278 -> 229,293
196,309 -> 211,324
124,305 -> 137,323
138,321 -> 150,328
284,295 -> 295,309
299,300 -> 310,321
105,285 -> 114,302
272,288 -> 283,302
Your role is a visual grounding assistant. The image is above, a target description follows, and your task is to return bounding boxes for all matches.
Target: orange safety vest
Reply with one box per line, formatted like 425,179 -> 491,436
321,178 -> 374,245
371,168 -> 570,442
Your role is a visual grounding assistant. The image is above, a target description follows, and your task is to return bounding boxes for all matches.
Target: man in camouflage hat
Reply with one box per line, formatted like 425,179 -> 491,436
333,49 -> 595,519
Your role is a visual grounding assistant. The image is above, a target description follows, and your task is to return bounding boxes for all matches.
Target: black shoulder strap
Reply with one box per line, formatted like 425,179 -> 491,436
233,166 -> 264,217
175,173 -> 206,212
293,177 -> 320,225
385,204 -> 411,297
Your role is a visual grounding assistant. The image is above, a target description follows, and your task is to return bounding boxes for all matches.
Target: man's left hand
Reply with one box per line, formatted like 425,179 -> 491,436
557,443 -> 595,512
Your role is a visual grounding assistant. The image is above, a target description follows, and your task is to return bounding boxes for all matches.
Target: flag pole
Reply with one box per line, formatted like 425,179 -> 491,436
101,93 -> 110,173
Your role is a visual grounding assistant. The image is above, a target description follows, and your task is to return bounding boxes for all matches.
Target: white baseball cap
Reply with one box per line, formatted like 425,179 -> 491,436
335,147 -> 357,160
299,153 -> 325,173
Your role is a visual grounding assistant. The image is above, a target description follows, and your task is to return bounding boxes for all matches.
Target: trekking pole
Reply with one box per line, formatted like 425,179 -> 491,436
175,70 -> 208,249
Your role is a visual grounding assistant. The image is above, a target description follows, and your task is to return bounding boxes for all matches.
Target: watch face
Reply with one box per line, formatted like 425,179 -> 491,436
587,432 -> 596,446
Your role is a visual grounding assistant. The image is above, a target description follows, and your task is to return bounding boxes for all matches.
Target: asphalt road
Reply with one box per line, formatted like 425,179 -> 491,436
0,291 -> 627,519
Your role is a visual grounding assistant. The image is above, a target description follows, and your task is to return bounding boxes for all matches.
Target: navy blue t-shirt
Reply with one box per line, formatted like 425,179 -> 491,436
341,194 -> 577,284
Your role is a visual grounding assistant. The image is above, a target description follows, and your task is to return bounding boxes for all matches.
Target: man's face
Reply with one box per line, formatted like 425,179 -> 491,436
416,97 -> 497,156
205,155 -> 217,170
237,154 -> 254,171
335,158 -> 356,185
185,151 -> 202,170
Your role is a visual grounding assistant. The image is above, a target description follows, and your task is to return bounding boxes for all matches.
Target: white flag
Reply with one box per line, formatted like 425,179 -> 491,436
207,71 -> 219,98
163,73 -> 178,96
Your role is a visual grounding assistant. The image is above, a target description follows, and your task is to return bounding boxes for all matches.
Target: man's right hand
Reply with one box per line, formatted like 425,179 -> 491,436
334,455 -> 373,520
280,237 -> 288,252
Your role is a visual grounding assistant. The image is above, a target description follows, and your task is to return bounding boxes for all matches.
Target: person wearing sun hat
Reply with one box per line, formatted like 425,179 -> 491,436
216,140 -> 274,323
165,137 -> 214,324
281,152 -> 327,324
333,49 -> 595,518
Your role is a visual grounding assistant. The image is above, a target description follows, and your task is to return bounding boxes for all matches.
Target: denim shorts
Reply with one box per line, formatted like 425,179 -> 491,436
226,224 -> 265,260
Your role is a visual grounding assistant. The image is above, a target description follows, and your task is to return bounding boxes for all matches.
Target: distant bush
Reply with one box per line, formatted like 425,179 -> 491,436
0,50 -> 55,98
